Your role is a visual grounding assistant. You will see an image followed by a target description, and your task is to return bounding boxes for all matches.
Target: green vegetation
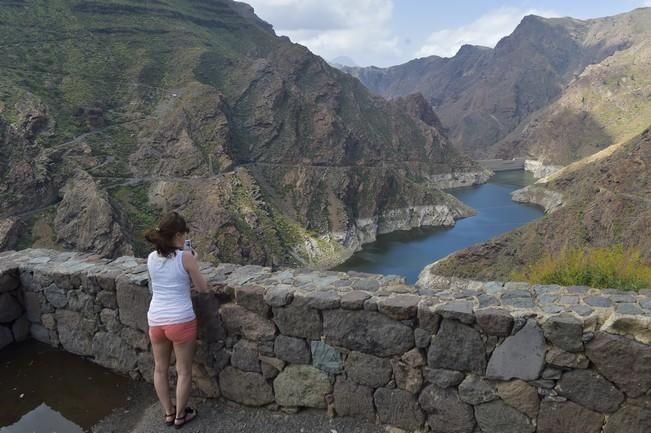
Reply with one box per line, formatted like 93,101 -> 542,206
110,184 -> 158,257
512,245 -> 651,291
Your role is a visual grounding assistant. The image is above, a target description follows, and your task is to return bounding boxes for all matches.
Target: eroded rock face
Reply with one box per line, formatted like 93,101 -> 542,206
0,218 -> 19,251
585,332 -> 651,397
54,170 -> 133,258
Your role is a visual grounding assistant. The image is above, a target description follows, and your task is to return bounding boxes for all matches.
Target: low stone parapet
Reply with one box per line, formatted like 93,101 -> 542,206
1,248 -> 650,432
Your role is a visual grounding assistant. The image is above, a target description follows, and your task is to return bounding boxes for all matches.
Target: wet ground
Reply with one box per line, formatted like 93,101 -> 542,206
0,340 -> 152,433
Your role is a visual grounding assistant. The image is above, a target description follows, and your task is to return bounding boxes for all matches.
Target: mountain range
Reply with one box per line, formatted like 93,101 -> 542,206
345,8 -> 651,167
0,0 -> 487,267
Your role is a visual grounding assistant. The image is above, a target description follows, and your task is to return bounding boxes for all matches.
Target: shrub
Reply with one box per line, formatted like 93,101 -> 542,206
512,245 -> 651,291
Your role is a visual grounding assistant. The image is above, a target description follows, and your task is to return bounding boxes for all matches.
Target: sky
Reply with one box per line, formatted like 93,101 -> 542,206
245,0 -> 651,67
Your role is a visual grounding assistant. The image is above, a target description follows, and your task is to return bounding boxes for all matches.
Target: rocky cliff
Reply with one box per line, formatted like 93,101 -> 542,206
0,0 -> 487,267
423,128 -> 651,280
345,8 -> 651,166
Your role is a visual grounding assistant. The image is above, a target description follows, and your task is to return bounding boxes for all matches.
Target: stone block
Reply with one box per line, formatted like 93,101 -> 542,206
345,351 -> 392,388
44,284 -> 68,309
377,295 -> 420,320
96,290 -> 117,309
193,292 -> 225,343
231,339 -> 261,372
121,327 -> 149,351
220,304 -> 276,342
333,377 -> 375,421
537,400 -> 604,433
475,308 -> 513,336
301,291 -> 340,310
486,319 -> 544,381
418,385 -> 474,433
585,332 -> 651,398
496,380 -> 539,419
274,335 -> 310,365
272,302 -> 321,340
475,400 -> 535,433
417,301 -> 440,333
374,388 -> 424,431
274,365 -> 332,408
391,358 -> 422,394
422,368 -> 464,388
542,315 -> 584,352
311,340 -> 342,374
0,292 -> 22,323
428,319 -> 486,374
263,286 -> 293,307
0,271 -> 19,292
435,301 -> 475,324
116,280 -> 150,332
414,328 -> 430,348
323,310 -> 414,357
235,284 -> 270,316
545,347 -> 589,369
219,367 -> 274,407
23,291 -> 42,323
91,332 -> 138,373
458,374 -> 497,405
557,369 -> 624,413
603,404 -> 651,433
11,316 -> 30,342
340,291 -> 370,310
56,310 -> 95,356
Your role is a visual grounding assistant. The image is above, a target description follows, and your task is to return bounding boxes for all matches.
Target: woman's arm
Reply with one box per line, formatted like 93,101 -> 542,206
182,250 -> 208,291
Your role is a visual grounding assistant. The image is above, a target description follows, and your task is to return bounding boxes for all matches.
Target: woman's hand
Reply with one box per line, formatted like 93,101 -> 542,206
182,250 -> 208,291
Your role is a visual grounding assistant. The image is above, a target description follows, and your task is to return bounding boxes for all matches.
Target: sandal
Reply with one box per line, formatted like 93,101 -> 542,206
165,406 -> 176,426
174,407 -> 197,429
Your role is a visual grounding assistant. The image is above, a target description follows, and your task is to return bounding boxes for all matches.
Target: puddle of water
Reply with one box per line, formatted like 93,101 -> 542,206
0,340 -> 133,432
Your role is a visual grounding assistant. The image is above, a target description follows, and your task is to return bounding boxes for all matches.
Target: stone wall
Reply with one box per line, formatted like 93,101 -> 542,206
0,260 -> 29,349
1,248 -> 650,433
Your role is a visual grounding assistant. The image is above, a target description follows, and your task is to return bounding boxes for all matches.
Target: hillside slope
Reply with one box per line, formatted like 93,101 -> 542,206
420,127 -> 651,281
0,0 -> 487,266
346,8 -> 651,165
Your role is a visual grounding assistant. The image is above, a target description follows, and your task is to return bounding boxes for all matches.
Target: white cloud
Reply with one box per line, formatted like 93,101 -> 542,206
416,7 -> 559,59
246,0 -> 400,66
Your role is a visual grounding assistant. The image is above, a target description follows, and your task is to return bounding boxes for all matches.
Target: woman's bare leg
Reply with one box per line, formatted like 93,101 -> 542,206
173,339 -> 196,419
152,339 -> 174,416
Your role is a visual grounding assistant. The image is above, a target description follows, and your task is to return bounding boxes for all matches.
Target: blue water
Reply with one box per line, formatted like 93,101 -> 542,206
333,171 -> 544,283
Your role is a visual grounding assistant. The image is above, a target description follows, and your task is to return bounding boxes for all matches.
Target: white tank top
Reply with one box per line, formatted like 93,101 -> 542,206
147,250 -> 196,326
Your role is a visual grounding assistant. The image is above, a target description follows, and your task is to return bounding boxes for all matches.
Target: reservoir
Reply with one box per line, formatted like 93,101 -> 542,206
334,170 -> 544,283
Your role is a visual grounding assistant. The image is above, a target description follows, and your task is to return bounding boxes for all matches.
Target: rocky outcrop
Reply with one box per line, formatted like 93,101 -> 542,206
346,9 -> 651,167
0,218 -> 19,251
0,0 -> 487,268
54,170 -> 133,257
511,185 -> 564,213
425,128 -> 651,280
2,248 -> 651,432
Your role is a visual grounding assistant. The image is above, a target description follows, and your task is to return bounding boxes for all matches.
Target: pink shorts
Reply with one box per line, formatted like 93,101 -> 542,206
148,319 -> 197,344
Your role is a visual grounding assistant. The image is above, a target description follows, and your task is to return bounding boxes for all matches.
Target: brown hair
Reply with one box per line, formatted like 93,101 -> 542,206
144,211 -> 189,257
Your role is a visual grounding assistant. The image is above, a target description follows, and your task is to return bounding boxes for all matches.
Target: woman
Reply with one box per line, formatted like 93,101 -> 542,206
144,212 -> 208,429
